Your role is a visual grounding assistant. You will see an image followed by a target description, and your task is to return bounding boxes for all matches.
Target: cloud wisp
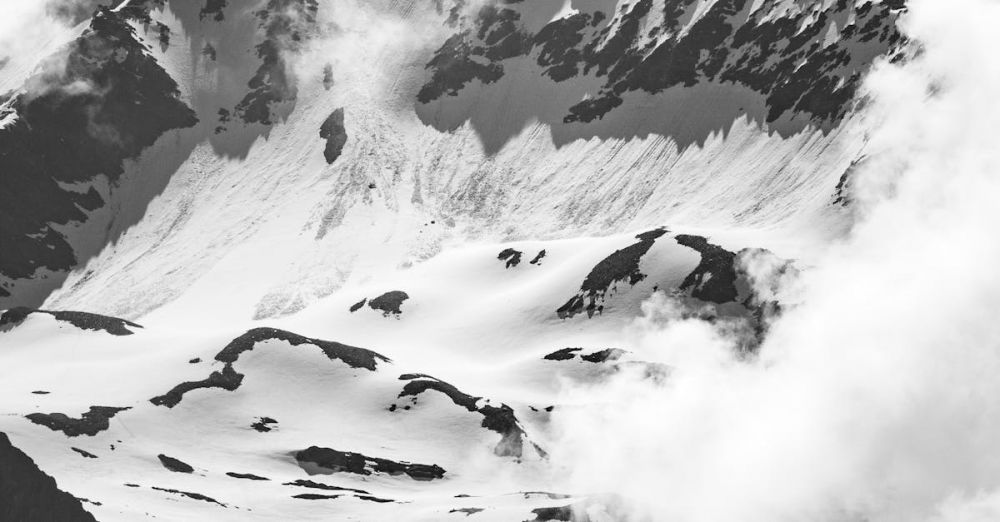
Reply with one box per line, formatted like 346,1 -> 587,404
547,1 -> 1000,520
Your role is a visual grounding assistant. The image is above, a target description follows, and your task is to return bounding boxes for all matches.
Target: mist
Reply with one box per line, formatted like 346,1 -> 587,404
547,0 -> 1000,520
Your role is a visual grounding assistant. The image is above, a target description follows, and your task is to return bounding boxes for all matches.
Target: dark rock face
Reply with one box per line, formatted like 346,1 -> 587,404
0,432 -> 98,522
251,417 -> 278,432
71,448 -> 97,459
295,446 -> 446,480
418,0 -> 907,152
214,327 -> 390,370
579,348 -> 625,363
527,504 -> 589,522
543,347 -> 623,363
0,8 -> 197,300
368,291 -> 410,317
543,348 -> 581,361
151,328 -> 389,407
498,248 -> 523,268
234,0 -> 319,125
149,365 -> 244,408
397,374 -> 525,457
151,486 -> 226,506
0,307 -> 142,335
349,298 -> 367,312
157,454 -> 194,473
26,406 -> 131,437
226,472 -> 269,481
283,479 -> 369,494
422,0 -> 906,120
529,250 -> 546,265
319,108 -> 347,164
557,228 -> 667,319
293,493 -> 342,500
674,235 -> 739,304
200,0 -> 227,21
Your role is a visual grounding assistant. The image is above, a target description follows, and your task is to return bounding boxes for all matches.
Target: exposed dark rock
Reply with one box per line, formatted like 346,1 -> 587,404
359,495 -> 395,503
151,486 -> 226,506
151,328 -> 388,407
322,64 -> 334,90
0,432 -> 98,521
71,448 -> 97,459
418,0 -> 906,150
202,43 -> 217,61
368,291 -> 409,317
149,364 -> 244,408
349,298 -> 367,312
527,505 -> 580,521
296,446 -> 446,480
0,8 -> 197,297
26,406 -> 131,437
557,228 -> 667,319
157,454 -> 194,473
1,308 -> 142,335
293,493 -> 341,500
200,0 -> 227,21
155,22 -> 170,50
674,235 -> 739,304
498,248 -> 523,268
234,0 -> 319,125
226,472 -> 269,481
580,348 -> 625,363
529,250 -> 546,265
319,108 -> 347,164
283,479 -> 369,494
214,327 -> 390,370
452,507 -> 485,515
251,417 -> 278,433
543,348 -> 581,361
32,391 -> 50,395
189,358 -> 201,364
417,6 -> 531,103
398,375 -> 525,457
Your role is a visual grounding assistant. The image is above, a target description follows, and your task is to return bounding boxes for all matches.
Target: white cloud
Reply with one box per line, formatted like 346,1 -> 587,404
547,0 -> 1000,520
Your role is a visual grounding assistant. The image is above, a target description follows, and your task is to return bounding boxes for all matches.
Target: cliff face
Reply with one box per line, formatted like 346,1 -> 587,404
0,7 -> 197,300
418,0 -> 907,145
0,432 -> 98,522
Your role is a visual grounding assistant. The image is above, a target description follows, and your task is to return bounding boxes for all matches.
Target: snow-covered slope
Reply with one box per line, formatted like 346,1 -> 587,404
0,0 -> 908,519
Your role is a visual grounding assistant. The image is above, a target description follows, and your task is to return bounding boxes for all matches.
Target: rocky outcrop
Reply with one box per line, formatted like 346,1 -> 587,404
0,8 -> 197,301
0,432 -> 98,521
0,308 -> 142,336
319,108 -> 347,164
557,229 -> 667,319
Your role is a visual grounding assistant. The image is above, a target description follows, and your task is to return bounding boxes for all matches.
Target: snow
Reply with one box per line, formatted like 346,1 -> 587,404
0,0 -> 877,519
